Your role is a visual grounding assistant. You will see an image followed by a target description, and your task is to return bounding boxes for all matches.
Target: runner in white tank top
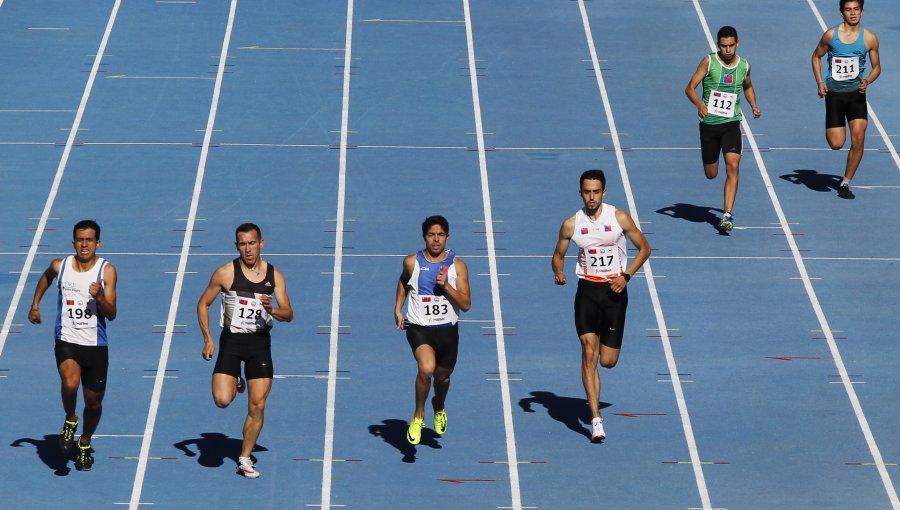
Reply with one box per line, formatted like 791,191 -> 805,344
29,220 -> 118,471
552,170 -> 651,442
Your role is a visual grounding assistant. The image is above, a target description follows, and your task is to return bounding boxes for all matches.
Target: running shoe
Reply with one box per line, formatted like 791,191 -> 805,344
59,417 -> 78,453
75,441 -> 94,471
406,417 -> 424,445
434,409 -> 448,436
590,417 -> 606,443
838,184 -> 855,199
236,376 -> 246,394
718,213 -> 734,232
237,456 -> 260,479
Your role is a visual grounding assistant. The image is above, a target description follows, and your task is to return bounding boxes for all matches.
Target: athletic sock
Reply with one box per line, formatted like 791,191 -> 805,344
841,178 -> 851,187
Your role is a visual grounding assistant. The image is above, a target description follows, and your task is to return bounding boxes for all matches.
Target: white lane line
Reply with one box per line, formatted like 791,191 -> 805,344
804,0 -> 900,174
696,2 -> 899,509
462,1 -> 522,509
582,2 -> 713,509
127,1 -> 238,509
801,2 -> 900,506
0,1 -> 121,360
319,1 -> 355,509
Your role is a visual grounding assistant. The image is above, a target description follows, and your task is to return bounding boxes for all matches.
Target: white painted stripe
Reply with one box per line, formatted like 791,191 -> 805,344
127,1 -> 238,509
462,2 -> 522,509
585,2 -> 713,509
802,2 -> 900,506
0,1 -> 121,360
319,1 -> 354,509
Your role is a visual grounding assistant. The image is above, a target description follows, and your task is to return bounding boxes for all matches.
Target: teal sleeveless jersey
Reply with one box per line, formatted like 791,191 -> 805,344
700,53 -> 749,125
825,25 -> 867,93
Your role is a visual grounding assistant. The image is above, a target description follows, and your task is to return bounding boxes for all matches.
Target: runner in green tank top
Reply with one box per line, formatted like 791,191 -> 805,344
685,26 -> 761,233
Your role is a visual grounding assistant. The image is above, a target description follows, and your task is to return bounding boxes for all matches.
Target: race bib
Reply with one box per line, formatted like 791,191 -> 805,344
584,245 -> 622,279
61,293 -> 98,329
230,294 -> 271,331
415,295 -> 452,325
707,90 -> 737,118
832,56 -> 860,81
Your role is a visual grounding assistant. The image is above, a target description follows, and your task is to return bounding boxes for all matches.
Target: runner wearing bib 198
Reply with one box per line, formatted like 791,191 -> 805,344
395,216 -> 471,446
29,220 -> 119,472
553,170 -> 651,443
811,0 -> 881,200
685,25 -> 761,233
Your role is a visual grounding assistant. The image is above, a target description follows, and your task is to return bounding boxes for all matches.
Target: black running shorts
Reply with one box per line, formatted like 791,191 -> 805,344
574,279 -> 628,349
213,331 -> 274,380
406,323 -> 459,371
825,90 -> 868,129
55,340 -> 109,392
699,121 -> 743,165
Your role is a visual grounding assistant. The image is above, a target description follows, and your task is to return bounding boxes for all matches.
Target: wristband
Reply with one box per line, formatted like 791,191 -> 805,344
622,273 -> 631,282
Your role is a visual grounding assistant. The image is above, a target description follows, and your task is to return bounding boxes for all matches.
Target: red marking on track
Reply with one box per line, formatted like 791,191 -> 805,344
611,413 -> 668,418
766,356 -> 821,361
439,478 -> 496,484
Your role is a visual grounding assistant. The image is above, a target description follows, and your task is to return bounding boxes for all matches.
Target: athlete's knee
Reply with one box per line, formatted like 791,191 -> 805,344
600,358 -> 618,369
212,392 -> 233,409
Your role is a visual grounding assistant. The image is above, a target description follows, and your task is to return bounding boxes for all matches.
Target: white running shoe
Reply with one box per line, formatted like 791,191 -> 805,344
590,417 -> 606,443
238,456 -> 260,479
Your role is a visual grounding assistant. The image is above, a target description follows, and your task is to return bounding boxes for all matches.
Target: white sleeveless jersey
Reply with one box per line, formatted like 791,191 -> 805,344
572,206 -> 627,283
55,256 -> 109,346
405,250 -> 460,327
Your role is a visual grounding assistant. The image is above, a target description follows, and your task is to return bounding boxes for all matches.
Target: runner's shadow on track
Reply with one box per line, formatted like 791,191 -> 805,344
655,203 -> 728,234
779,169 -> 841,193
518,391 -> 610,440
173,432 -> 267,468
10,435 -> 72,476
369,419 -> 440,464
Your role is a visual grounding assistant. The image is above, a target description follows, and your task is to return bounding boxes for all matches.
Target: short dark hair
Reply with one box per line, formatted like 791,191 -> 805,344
717,26 -> 738,43
235,222 -> 262,239
421,215 -> 449,237
73,219 -> 101,240
840,0 -> 862,10
579,169 -> 607,190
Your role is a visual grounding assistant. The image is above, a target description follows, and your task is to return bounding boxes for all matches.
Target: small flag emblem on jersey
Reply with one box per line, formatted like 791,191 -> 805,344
66,300 -> 75,305
422,297 -> 431,302
239,299 -> 248,305
713,91 -> 721,97
722,74 -> 734,84
588,249 -> 597,254
605,225 -> 612,232
581,228 -> 589,234
835,58 -> 843,63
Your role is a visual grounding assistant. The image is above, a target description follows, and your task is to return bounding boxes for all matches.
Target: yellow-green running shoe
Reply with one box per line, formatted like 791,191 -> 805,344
406,417 -> 424,445
434,410 -> 447,435
59,417 -> 78,453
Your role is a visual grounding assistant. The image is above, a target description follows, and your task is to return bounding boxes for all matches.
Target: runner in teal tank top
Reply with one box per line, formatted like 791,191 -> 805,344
685,26 -> 761,233
811,0 -> 881,200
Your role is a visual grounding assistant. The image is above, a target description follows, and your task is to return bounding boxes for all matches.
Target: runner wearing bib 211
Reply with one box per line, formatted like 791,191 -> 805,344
811,0 -> 880,200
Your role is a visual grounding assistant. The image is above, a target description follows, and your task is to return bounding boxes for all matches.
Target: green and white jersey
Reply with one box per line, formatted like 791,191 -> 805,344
700,53 -> 748,125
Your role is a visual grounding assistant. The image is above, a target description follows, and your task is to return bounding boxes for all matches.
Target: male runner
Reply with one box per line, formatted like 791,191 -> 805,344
29,220 -> 118,471
552,170 -> 650,442
394,216 -> 471,445
197,223 -> 293,478
685,25 -> 761,232
811,0 -> 880,199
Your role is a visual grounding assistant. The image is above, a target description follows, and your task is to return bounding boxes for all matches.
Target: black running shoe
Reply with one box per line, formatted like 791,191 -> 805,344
838,184 -> 855,199
59,418 -> 78,453
75,442 -> 94,472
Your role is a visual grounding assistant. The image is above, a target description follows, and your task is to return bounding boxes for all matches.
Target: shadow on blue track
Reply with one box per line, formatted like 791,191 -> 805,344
368,419 -> 441,464
518,391 -> 610,441
655,203 -> 724,229
173,432 -> 267,468
779,169 -> 841,193
11,435 -> 72,476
